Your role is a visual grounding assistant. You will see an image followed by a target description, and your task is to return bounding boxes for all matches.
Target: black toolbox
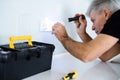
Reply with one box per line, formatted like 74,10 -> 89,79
0,40 -> 55,80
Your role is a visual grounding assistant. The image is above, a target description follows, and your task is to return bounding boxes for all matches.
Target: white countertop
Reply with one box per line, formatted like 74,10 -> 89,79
23,53 -> 120,80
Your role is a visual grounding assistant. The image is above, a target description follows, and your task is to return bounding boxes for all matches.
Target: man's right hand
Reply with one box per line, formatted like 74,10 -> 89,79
74,14 -> 87,35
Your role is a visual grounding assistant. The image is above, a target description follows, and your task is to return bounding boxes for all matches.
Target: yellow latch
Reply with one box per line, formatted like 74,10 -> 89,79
9,35 -> 32,49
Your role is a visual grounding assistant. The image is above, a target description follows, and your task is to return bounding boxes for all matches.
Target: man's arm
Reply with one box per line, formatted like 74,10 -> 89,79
79,31 -> 120,62
61,34 -> 119,62
99,43 -> 120,62
73,14 -> 92,43
78,32 -> 92,43
79,32 -> 120,62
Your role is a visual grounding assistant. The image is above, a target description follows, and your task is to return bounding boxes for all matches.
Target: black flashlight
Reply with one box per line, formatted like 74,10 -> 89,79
68,15 -> 85,22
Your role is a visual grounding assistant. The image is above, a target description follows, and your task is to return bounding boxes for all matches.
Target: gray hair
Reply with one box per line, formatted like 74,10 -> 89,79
86,0 -> 120,17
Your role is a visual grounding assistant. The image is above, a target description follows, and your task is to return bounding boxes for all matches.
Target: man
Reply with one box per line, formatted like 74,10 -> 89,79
52,0 -> 120,62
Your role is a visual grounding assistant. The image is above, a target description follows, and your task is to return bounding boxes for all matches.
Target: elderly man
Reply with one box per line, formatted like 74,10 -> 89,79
52,0 -> 120,62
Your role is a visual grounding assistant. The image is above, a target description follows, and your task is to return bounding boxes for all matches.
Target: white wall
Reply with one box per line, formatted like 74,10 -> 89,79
116,0 -> 120,4
0,0 -> 97,54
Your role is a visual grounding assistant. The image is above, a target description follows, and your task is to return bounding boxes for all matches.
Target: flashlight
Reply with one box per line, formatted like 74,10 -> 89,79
68,15 -> 85,22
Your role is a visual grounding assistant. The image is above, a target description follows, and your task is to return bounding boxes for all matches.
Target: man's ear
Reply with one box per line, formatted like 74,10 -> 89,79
103,8 -> 112,20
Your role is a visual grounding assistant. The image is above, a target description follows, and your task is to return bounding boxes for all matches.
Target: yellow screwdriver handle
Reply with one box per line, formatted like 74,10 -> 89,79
63,71 -> 78,80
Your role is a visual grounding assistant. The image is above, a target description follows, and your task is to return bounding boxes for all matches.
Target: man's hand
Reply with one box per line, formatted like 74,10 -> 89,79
52,22 -> 69,42
74,14 -> 87,35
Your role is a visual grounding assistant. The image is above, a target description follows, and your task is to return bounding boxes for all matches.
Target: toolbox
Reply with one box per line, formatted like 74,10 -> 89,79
0,36 -> 55,80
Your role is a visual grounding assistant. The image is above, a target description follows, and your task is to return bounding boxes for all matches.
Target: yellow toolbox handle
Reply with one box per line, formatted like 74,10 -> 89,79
9,35 -> 33,49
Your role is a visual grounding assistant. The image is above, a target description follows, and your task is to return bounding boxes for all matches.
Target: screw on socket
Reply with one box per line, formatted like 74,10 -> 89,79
68,15 -> 85,22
